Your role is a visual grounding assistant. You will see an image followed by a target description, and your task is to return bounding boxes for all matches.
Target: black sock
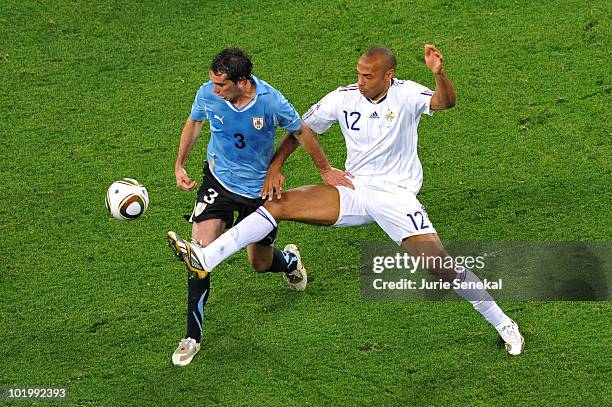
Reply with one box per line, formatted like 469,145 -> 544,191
267,247 -> 298,273
186,274 -> 210,343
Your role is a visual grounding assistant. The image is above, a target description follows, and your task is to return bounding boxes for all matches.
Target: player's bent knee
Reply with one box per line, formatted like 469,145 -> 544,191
263,185 -> 339,225
263,199 -> 286,221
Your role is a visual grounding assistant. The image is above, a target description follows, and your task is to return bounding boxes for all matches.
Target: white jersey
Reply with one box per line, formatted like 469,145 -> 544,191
303,79 -> 434,194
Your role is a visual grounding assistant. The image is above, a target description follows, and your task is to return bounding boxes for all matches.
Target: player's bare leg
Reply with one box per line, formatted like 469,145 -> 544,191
400,233 -> 453,280
246,244 -> 274,272
264,185 -> 341,225
192,219 -> 226,245
401,233 -> 524,355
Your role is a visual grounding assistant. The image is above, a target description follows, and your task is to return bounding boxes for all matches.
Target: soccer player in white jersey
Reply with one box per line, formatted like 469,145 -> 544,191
168,45 -> 525,355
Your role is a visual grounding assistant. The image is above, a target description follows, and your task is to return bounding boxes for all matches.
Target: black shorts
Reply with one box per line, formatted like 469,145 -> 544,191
187,163 -> 277,246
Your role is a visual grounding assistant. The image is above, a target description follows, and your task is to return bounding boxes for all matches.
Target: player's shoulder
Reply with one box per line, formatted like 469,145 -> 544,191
308,83 -> 358,112
391,78 -> 433,96
391,78 -> 422,89
253,75 -> 291,106
196,81 -> 215,99
337,83 -> 360,93
322,83 -> 360,102
198,80 -> 213,91
253,76 -> 284,98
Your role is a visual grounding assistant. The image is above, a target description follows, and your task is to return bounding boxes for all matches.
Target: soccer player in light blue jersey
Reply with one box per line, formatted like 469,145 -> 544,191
167,48 -> 351,366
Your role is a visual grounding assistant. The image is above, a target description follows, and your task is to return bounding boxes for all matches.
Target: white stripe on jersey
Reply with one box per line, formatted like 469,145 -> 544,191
303,79 -> 434,194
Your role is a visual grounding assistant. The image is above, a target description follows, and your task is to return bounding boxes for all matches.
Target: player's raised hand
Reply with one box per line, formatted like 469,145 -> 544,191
425,44 -> 444,74
261,167 -> 286,200
320,167 -> 355,189
176,166 -> 197,191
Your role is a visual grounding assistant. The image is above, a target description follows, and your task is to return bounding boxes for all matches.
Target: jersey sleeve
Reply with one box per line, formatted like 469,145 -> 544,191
189,85 -> 209,121
402,80 -> 434,117
302,90 -> 339,134
272,93 -> 302,132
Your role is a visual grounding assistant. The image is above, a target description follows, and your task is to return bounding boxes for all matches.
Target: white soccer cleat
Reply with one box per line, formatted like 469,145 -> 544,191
496,320 -> 525,355
172,337 -> 201,366
167,231 -> 210,279
282,244 -> 307,291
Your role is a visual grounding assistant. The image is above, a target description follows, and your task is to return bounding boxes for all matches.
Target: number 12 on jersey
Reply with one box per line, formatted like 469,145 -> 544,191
343,111 -> 361,130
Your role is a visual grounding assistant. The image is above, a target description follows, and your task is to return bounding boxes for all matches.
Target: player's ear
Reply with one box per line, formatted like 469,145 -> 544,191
385,68 -> 395,81
236,77 -> 248,88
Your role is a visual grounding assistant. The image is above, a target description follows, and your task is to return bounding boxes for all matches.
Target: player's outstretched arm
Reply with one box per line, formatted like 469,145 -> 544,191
261,123 -> 355,200
261,132 -> 300,200
425,44 -> 456,111
293,124 -> 354,189
175,116 -> 203,191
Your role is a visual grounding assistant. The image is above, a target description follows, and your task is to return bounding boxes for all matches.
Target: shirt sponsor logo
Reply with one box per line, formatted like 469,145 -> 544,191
369,112 -> 380,119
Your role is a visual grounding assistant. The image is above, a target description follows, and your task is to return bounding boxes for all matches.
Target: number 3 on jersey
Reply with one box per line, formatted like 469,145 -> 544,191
234,133 -> 246,149
202,188 -> 218,204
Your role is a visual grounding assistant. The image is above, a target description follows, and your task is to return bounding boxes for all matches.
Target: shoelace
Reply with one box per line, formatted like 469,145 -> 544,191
178,339 -> 193,350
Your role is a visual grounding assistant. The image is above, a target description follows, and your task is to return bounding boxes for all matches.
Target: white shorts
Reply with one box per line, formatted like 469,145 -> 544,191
333,178 -> 436,245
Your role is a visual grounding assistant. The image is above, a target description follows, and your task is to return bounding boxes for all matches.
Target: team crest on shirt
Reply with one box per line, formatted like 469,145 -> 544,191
252,117 -> 264,130
385,110 -> 396,122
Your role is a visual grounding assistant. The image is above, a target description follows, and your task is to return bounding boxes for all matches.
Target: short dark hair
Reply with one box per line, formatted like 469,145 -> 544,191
363,46 -> 397,70
210,48 -> 253,83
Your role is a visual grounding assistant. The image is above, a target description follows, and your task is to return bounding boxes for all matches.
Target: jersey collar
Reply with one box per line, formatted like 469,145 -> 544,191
365,79 -> 393,104
252,75 -> 269,95
366,94 -> 388,104
224,75 -> 266,112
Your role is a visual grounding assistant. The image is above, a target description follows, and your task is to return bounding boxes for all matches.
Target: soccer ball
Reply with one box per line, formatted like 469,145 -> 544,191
106,178 -> 149,220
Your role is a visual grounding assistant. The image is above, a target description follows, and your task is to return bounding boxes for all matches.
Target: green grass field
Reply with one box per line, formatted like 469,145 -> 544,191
1,0 -> 611,405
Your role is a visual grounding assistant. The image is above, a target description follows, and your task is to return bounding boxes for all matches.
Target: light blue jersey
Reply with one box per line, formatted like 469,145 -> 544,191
190,75 -> 301,198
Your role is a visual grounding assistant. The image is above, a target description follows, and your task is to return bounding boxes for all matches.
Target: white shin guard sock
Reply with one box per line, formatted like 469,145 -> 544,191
453,268 -> 510,327
202,206 -> 277,270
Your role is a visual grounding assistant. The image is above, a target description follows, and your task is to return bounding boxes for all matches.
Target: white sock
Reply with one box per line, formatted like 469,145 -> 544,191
202,206 -> 277,270
453,268 -> 510,327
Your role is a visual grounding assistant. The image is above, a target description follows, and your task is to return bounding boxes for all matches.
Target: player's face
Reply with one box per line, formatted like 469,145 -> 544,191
209,71 -> 242,103
356,56 -> 394,100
